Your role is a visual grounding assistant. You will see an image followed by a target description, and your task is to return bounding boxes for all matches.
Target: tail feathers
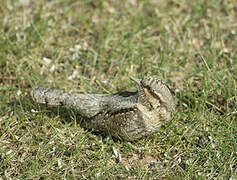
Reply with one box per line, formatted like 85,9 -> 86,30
31,86 -> 66,106
31,86 -> 107,118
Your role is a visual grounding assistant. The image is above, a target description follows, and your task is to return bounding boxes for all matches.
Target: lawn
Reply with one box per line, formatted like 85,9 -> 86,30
0,0 -> 236,179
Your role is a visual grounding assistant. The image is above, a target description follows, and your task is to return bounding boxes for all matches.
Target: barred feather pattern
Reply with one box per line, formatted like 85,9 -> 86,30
31,77 -> 175,140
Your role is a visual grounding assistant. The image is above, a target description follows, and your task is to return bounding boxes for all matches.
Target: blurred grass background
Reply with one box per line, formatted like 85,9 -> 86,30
0,0 -> 236,179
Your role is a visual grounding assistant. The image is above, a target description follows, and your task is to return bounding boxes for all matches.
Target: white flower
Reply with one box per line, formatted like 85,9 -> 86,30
68,70 -> 78,80
50,64 -> 55,72
17,90 -> 22,96
57,159 -> 62,169
43,57 -> 52,64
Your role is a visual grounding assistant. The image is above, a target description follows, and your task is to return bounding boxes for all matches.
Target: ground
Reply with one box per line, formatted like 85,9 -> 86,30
0,0 -> 236,179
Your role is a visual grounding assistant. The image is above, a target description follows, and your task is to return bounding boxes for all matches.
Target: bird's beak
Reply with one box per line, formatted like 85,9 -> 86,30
130,77 -> 141,85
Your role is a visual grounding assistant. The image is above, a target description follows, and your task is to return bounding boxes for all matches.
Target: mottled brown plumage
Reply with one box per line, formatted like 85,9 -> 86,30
31,77 -> 175,140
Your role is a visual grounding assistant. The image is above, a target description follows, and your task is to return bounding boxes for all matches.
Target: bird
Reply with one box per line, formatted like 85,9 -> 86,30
31,76 -> 175,140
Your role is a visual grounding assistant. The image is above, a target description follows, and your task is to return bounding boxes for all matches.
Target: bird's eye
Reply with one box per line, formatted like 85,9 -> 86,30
145,86 -> 152,92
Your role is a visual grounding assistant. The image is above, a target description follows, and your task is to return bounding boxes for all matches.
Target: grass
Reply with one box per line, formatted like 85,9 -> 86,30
0,0 -> 236,179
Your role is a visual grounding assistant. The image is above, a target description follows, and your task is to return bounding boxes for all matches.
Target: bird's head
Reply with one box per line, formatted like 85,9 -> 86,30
131,76 -> 175,114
